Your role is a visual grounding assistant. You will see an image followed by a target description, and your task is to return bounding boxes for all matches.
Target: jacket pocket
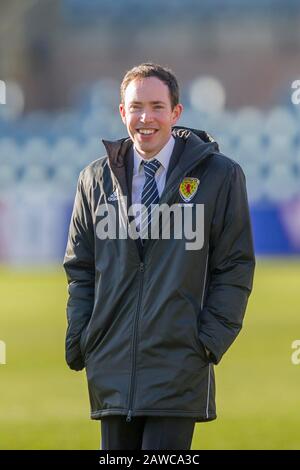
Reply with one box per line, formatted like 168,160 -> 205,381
177,288 -> 209,363
79,325 -> 89,359
196,336 -> 210,363
194,330 -> 209,363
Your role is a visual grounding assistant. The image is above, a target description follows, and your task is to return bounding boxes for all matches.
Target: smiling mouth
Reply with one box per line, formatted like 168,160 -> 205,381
137,128 -> 158,135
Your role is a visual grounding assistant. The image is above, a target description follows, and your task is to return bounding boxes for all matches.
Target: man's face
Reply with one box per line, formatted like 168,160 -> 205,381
119,77 -> 183,159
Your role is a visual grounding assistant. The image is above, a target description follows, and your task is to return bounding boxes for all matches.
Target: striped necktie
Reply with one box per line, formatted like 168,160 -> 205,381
140,159 -> 161,243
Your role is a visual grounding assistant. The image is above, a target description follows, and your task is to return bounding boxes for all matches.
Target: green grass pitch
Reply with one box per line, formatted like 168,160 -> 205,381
0,258 -> 299,449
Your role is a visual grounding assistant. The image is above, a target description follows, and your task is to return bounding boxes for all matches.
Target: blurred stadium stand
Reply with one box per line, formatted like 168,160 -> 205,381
0,0 -> 300,263
1,77 -> 300,263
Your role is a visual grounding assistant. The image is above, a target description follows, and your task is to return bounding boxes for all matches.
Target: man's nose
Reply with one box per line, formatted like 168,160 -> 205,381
140,110 -> 154,123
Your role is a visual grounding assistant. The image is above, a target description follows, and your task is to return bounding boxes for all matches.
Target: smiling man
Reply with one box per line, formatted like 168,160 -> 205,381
119,73 -> 183,159
63,63 -> 255,450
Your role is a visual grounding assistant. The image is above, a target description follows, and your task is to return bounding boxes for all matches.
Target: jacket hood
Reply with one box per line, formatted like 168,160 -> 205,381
171,125 -> 219,151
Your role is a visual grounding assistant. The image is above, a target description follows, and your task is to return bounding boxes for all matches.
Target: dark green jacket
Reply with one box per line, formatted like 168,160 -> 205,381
63,126 -> 255,422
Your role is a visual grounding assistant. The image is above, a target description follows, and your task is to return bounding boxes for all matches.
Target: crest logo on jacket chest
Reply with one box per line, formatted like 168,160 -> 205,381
179,177 -> 200,202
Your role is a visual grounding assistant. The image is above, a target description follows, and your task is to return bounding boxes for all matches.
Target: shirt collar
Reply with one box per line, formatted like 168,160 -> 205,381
133,135 -> 175,176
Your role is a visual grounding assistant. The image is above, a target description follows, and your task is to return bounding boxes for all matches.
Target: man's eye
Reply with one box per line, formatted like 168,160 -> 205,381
154,106 -> 163,109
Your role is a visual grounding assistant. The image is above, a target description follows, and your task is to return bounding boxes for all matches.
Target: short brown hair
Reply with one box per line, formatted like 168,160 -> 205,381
120,62 -> 179,109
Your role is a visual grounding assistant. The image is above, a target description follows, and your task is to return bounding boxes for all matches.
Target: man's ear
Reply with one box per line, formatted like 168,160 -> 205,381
171,103 -> 184,125
119,103 -> 126,125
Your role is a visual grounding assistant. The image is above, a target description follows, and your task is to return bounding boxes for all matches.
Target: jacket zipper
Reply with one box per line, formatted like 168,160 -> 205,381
111,152 -> 211,421
126,261 -> 145,422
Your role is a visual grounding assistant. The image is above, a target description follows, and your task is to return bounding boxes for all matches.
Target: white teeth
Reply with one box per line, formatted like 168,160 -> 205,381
138,129 -> 156,135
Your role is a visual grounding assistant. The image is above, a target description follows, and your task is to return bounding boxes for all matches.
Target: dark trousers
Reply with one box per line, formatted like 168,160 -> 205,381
100,415 -> 196,450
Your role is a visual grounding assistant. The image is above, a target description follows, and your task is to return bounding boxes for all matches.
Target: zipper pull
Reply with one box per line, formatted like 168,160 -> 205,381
126,409 -> 132,422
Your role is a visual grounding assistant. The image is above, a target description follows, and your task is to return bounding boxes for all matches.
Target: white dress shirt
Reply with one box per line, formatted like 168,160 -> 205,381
131,135 -> 175,231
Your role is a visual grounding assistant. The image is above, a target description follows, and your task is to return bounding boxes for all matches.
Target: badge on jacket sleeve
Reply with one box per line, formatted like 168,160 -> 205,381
179,177 -> 200,202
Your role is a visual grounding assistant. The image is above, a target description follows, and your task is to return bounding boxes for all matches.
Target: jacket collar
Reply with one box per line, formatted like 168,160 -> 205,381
102,126 -> 219,176
102,127 -> 219,205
